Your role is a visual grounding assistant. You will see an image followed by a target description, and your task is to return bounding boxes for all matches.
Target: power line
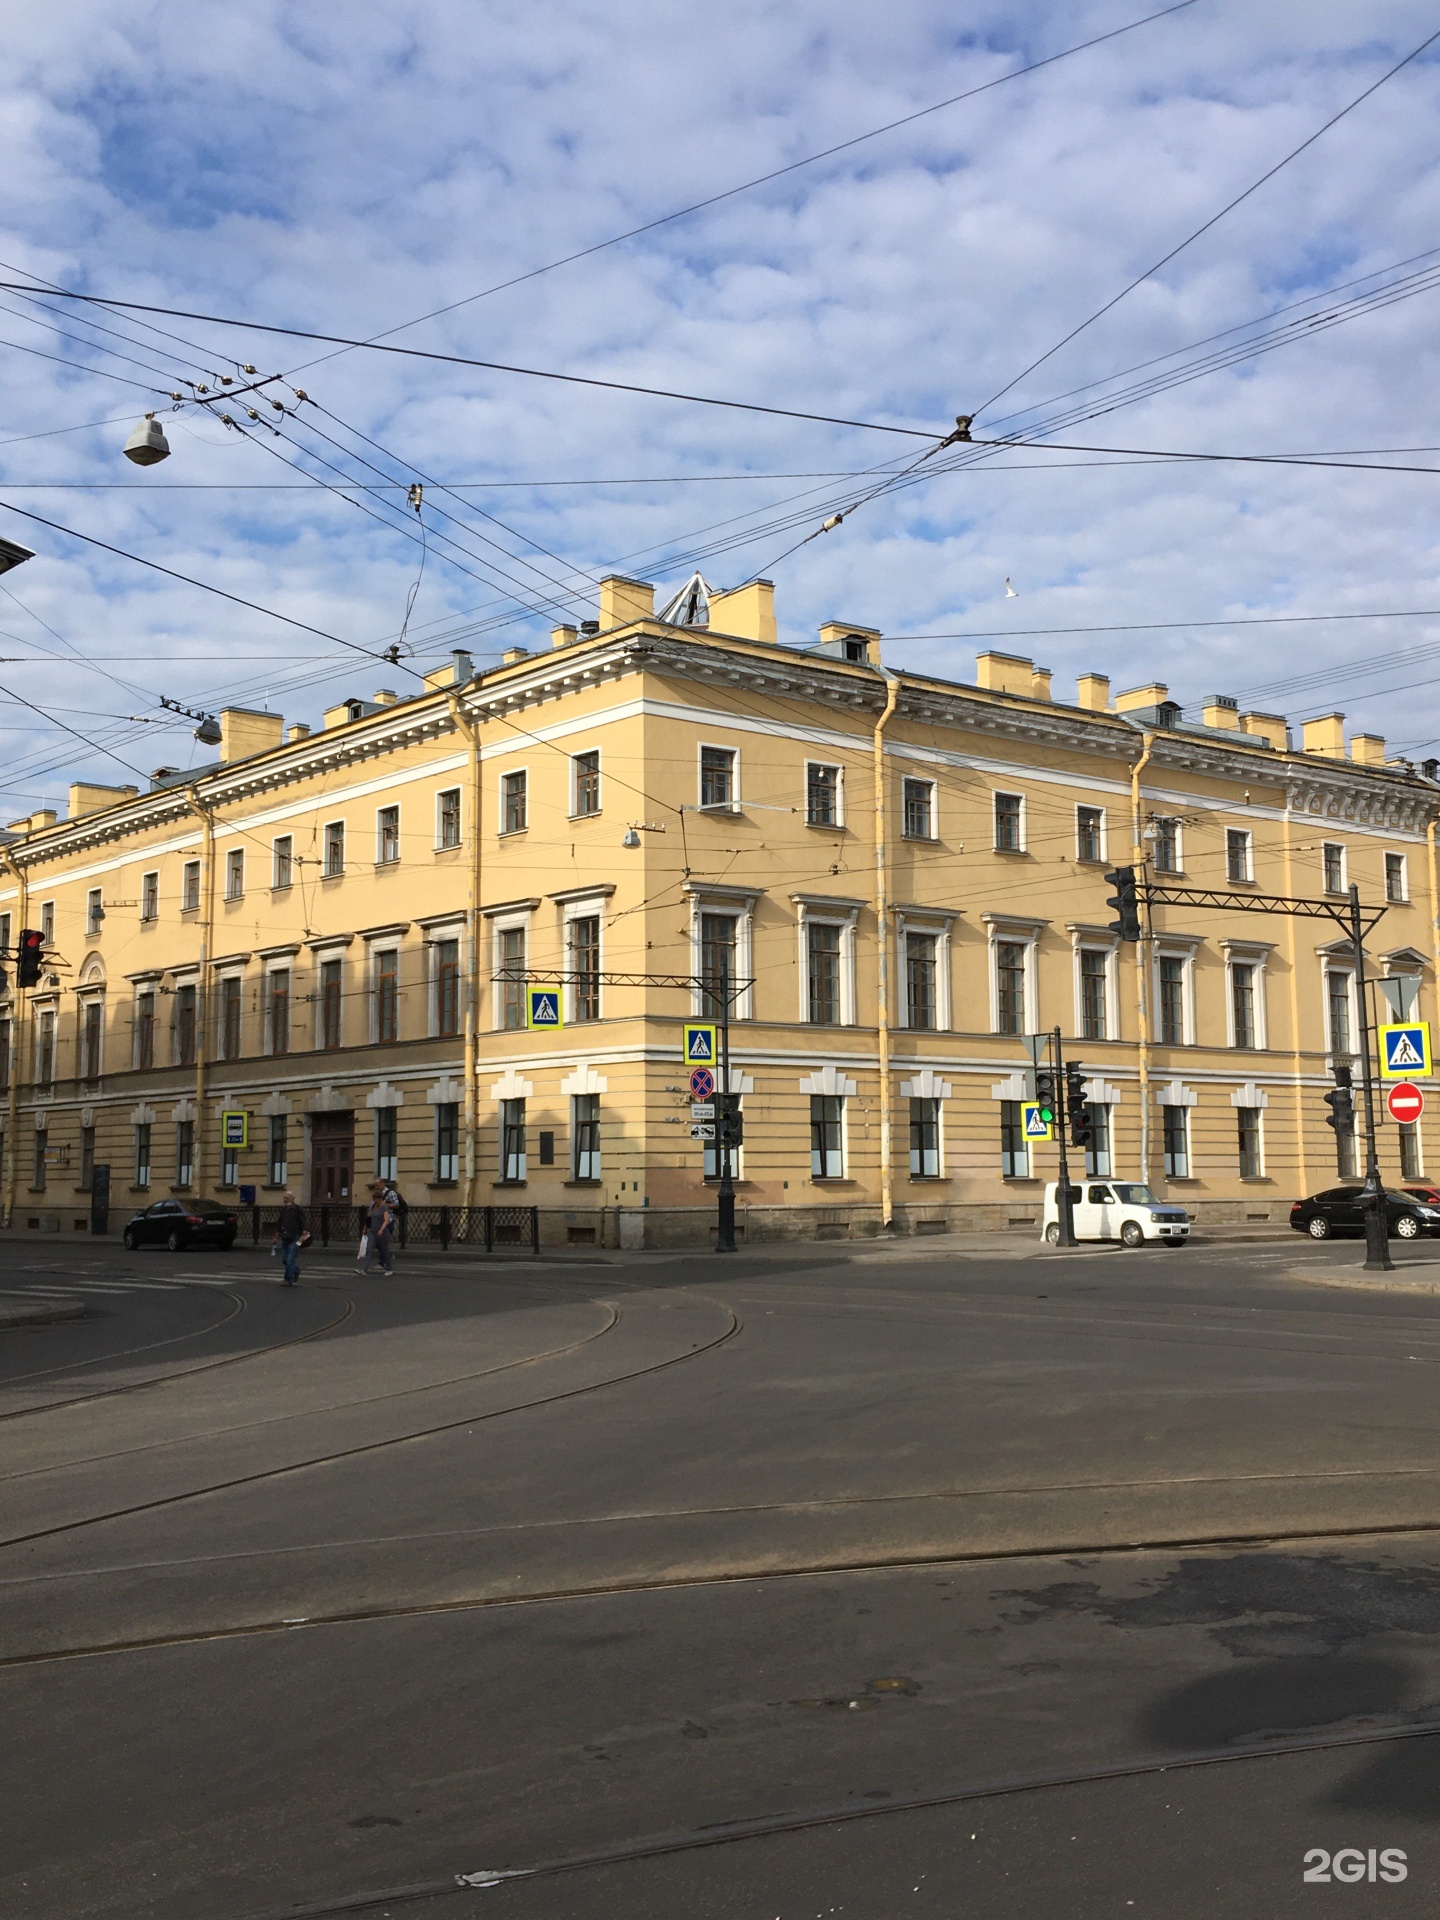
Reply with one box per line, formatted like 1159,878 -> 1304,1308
888,603 -> 1440,644
975,20 -> 1440,416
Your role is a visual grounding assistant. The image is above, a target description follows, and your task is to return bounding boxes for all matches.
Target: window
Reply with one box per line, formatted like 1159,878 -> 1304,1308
571,1093 -> 601,1179
700,746 -> 735,808
1386,853 -> 1407,903
573,751 -> 601,817
1085,1103 -> 1112,1179
268,1115 -> 288,1187
437,787 -> 462,848
501,771 -> 527,834
320,959 -> 342,1051
1159,956 -> 1186,1046
174,985 -> 197,1067
570,916 -> 601,1022
1076,807 -> 1104,863
135,1122 -> 152,1188
221,1143 -> 239,1186
1323,842 -> 1345,894
272,836 -> 294,890
1336,1114 -> 1357,1180
1327,970 -> 1353,1055
82,1001 -> 102,1080
501,1098 -> 527,1181
136,992 -> 155,1070
375,949 -> 399,1044
0,911 -> 8,954
1163,1105 -> 1189,1178
175,1119 -> 194,1187
499,927 -> 526,1031
181,861 -> 200,912
80,1126 -> 95,1193
807,763 -> 839,827
0,1015 -> 9,1088
909,1098 -> 940,1177
902,778 -> 935,840
1079,950 -> 1108,1041
266,971 -> 289,1057
1000,1101 -> 1029,1178
225,849 -> 244,900
86,888 -> 103,936
905,932 -> 937,1030
143,873 -> 162,922
1152,818 -> 1179,874
994,792 -> 1023,851
40,901 -> 54,944
1226,828 -> 1252,883
435,1103 -> 459,1182
32,1130 -> 46,1192
324,820 -> 345,877
1400,1123 -> 1421,1179
995,940 -> 1027,1035
35,1009 -> 55,1086
1231,962 -> 1257,1048
810,1094 -> 844,1178
807,923 -> 841,1025
1237,1105 -> 1263,1178
377,806 -> 400,864
700,912 -> 738,1019
219,977 -> 242,1061
375,1107 -> 398,1182
435,939 -> 461,1037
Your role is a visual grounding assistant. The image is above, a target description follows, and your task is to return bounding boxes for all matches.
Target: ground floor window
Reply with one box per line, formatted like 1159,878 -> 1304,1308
1237,1105 -> 1263,1178
1400,1123 -> 1421,1180
811,1094 -> 845,1178
375,1107 -> 398,1182
909,1097 -> 940,1177
999,1100 -> 1028,1178
268,1115 -> 287,1188
704,1098 -> 742,1179
435,1102 -> 459,1183
220,1144 -> 239,1186
175,1119 -> 194,1188
135,1123 -> 151,1188
501,1098 -> 527,1181
1336,1121 -> 1357,1181
1085,1103 -> 1112,1178
1162,1104 -> 1189,1179
32,1130 -> 46,1191
572,1094 -> 601,1180
80,1126 -> 95,1192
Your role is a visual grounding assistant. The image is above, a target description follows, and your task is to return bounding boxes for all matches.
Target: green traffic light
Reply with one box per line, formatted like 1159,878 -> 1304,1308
1038,1105 -> 1054,1124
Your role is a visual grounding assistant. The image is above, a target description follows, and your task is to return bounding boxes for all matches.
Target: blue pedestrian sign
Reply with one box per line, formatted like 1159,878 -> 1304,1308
1380,1021 -> 1431,1078
1021,1101 -> 1053,1140
527,988 -> 563,1031
683,1023 -> 717,1065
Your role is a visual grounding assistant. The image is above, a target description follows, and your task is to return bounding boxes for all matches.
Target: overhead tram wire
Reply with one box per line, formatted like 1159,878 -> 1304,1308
973,20 -> 1440,419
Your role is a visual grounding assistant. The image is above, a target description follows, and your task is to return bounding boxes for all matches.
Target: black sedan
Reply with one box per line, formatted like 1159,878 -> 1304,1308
1289,1186 -> 1440,1241
121,1198 -> 238,1252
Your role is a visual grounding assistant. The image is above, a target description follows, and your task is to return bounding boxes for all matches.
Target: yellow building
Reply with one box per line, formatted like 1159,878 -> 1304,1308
3,571 -> 1437,1245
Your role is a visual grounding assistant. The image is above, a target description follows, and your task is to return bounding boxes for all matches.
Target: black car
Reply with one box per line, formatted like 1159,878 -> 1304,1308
121,1198 -> 238,1252
1289,1186 -> 1440,1241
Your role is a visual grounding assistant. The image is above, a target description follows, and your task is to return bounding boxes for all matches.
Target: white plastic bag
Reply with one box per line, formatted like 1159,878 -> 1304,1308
357,1232 -> 369,1260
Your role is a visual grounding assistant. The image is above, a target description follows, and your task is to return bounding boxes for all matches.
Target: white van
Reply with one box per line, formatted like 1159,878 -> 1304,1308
1042,1181 -> 1190,1248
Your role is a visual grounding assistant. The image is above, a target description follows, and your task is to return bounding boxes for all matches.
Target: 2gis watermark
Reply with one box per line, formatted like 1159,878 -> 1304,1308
1304,1847 -> 1407,1884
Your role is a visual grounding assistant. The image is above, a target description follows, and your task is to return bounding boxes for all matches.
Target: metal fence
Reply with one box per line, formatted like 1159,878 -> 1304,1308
247,1202 -> 540,1255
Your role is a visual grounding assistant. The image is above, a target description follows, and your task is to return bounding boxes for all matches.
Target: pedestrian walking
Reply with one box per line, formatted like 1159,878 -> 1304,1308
358,1181 -> 395,1276
272,1190 -> 308,1287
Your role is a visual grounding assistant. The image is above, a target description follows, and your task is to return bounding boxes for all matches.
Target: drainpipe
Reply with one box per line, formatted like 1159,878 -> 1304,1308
1428,816 -> 1440,989
873,665 -> 901,1230
449,690 -> 482,1209
1130,732 -> 1156,1184
188,787 -> 215,1194
1,844 -> 26,1228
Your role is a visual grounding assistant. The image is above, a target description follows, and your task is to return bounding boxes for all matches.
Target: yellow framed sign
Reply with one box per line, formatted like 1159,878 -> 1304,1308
527,988 -> 563,1031
683,1023 -> 717,1066
220,1110 -> 249,1150
1380,1022 -> 1431,1078
1021,1101 -> 1053,1141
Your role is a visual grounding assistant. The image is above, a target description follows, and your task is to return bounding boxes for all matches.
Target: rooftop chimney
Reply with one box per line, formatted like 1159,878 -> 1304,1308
551,624 -> 579,649
1351,732 -> 1386,766
69,781 -> 138,819
1115,682 -> 1169,713
502,646 -> 530,666
1240,711 -> 1287,751
287,723 -> 311,743
710,580 -> 778,645
976,650 -> 1035,696
598,574 -> 655,630
1302,713 -> 1346,759
817,620 -> 880,665
219,707 -> 285,764
1076,672 -> 1110,711
1202,695 -> 1240,729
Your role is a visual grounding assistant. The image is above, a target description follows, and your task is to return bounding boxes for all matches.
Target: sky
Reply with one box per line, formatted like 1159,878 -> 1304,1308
3,0 -> 1440,809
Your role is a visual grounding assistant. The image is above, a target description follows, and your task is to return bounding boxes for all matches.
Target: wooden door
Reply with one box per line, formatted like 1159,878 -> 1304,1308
310,1114 -> 354,1206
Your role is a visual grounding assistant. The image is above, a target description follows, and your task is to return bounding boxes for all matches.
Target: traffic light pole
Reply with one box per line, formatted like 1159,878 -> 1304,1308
1051,1026 -> 1077,1249
716,972 -> 736,1254
1349,882 -> 1394,1274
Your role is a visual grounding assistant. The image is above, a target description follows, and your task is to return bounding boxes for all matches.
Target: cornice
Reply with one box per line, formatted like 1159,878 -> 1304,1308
1285,770 -> 1438,834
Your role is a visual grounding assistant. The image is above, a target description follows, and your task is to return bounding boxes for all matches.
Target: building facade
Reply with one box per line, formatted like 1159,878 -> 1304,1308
3,571 -> 1437,1244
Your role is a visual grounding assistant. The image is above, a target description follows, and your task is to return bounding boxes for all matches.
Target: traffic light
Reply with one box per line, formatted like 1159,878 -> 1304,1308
1323,1064 -> 1355,1134
16,928 -> 43,988
1104,866 -> 1142,942
1034,1067 -> 1057,1128
1067,1063 -> 1094,1149
714,1092 -> 744,1148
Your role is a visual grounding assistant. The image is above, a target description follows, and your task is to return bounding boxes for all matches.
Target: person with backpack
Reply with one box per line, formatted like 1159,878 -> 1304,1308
358,1181 -> 395,1276
273,1190 -> 308,1287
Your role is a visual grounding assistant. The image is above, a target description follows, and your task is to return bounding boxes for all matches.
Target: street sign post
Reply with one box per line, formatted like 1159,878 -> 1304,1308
1380,1022 -> 1431,1078
1387,1081 -> 1425,1125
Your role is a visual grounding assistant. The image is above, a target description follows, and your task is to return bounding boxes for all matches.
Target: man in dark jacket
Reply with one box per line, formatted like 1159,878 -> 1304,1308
274,1190 -> 307,1287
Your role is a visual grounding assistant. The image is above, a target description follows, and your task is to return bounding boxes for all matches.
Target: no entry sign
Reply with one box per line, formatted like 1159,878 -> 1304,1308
1387,1081 -> 1425,1124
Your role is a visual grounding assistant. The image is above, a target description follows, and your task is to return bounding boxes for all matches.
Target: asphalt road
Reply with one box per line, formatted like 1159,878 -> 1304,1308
4,1232 -> 1440,1917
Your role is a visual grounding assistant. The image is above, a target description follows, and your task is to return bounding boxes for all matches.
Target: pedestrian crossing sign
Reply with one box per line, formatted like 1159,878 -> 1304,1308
683,1023 -> 717,1065
527,989 -> 563,1031
1380,1021 -> 1431,1078
1021,1101 -> 1053,1140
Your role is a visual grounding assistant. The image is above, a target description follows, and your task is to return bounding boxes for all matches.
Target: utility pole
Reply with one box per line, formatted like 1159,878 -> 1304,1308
716,968 -> 736,1254
1052,1025 -> 1077,1248
1349,881 -> 1394,1273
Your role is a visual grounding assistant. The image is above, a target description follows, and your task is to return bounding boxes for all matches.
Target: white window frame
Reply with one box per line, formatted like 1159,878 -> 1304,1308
804,759 -> 844,829
490,908 -> 533,1029
1153,940 -> 1199,1047
1322,840 -> 1347,895
1385,850 -> 1409,903
1226,827 -> 1253,883
86,888 -> 103,937
570,749 -> 602,819
78,992 -> 104,1080
376,804 -> 401,865
1235,1101 -> 1266,1179
39,901 -> 55,944
316,955 -> 344,1051
1222,942 -> 1271,1051
900,775 -> 938,842
1072,936 -> 1118,1042
896,911 -> 954,1030
426,920 -> 465,1038
993,790 -> 1026,853
271,835 -> 294,890
1160,1098 -> 1191,1179
323,819 -> 346,878
215,968 -> 245,1062
687,887 -> 757,1021
809,1092 -> 847,1180
697,740 -> 740,810
1085,1096 -> 1114,1178
224,848 -> 244,900
140,871 -> 159,922
500,1096 -> 527,1182
1151,816 -> 1183,874
793,897 -> 860,1026
180,864 -> 200,913
985,917 -> 1042,1036
132,983 -> 159,1069
562,899 -> 604,1023
370,944 -> 401,1044
1075,804 -> 1107,864
1324,962 -> 1358,1059
907,1095 -> 943,1178
435,786 -> 462,850
263,964 -> 292,1057
498,766 -> 529,836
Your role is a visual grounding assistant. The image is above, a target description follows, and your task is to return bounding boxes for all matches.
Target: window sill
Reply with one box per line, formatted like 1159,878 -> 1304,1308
805,818 -> 843,831
992,848 -> 1030,857
1239,1175 -> 1274,1185
169,1185 -> 193,1195
1002,1176 -> 1042,1185
567,812 -> 602,824
496,830 -> 528,840
809,1177 -> 856,1186
223,895 -> 244,907
492,1179 -> 527,1189
434,843 -> 463,855
321,871 -> 344,882
900,834 -> 938,845
428,1179 -> 459,1190
270,885 -> 293,896
374,860 -> 401,870
908,1175 -> 950,1184
564,1179 -> 603,1188
129,1185 -> 150,1194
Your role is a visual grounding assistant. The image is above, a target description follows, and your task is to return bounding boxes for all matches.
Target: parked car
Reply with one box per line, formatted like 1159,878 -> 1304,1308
1042,1181 -> 1190,1248
121,1198 -> 238,1252
1401,1184 -> 1440,1209
1289,1186 -> 1440,1240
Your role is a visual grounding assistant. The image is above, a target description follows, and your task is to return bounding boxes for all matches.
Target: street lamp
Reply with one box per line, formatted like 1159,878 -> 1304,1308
123,414 -> 172,466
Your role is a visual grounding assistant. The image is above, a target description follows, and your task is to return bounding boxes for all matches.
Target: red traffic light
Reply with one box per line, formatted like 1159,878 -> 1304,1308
16,928 -> 43,988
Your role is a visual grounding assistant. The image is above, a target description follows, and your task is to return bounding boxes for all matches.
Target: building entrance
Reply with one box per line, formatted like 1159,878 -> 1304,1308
310,1110 -> 354,1206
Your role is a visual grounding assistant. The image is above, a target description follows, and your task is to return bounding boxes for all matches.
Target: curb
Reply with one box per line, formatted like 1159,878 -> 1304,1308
0,1301 -> 89,1329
